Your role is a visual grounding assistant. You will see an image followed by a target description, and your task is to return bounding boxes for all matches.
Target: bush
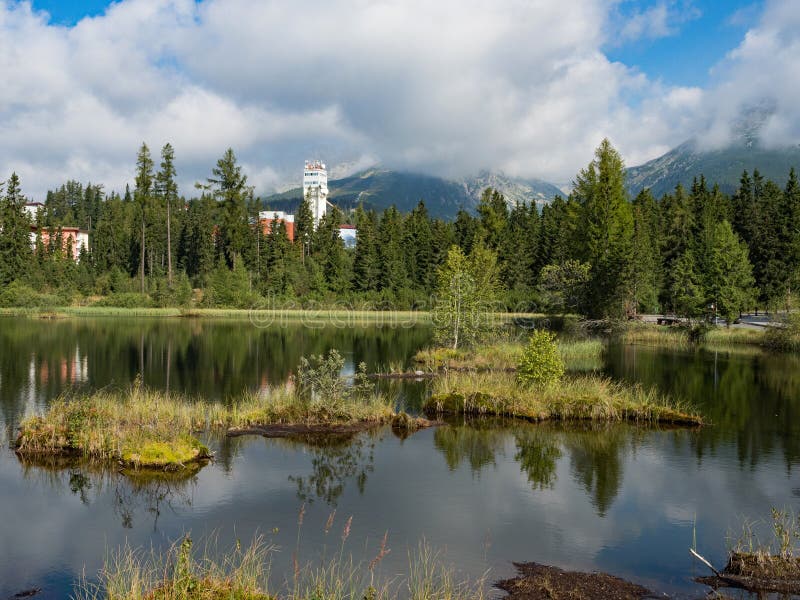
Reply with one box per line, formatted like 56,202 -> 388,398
0,281 -> 64,308
764,313 -> 800,352
93,292 -> 153,308
516,329 -> 565,387
202,263 -> 259,308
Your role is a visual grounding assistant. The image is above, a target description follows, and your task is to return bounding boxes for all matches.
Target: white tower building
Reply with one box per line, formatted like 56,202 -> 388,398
303,160 -> 329,227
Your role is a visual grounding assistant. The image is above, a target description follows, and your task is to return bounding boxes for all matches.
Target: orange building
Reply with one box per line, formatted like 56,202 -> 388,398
258,211 -> 295,242
29,226 -> 89,261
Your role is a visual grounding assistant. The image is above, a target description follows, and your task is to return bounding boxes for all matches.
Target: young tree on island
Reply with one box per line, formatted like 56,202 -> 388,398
432,244 -> 500,349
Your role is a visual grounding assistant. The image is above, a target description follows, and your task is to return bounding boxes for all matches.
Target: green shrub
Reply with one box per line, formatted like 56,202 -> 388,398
764,313 -> 800,352
0,281 -> 65,308
93,292 -> 153,308
516,329 -> 565,387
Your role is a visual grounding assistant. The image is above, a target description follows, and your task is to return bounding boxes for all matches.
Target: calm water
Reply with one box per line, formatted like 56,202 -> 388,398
1,318 -> 799,599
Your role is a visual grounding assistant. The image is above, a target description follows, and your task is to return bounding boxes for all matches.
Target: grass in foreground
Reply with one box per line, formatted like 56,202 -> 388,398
74,534 -> 485,600
424,371 -> 702,425
15,382 -> 395,470
413,339 -> 604,372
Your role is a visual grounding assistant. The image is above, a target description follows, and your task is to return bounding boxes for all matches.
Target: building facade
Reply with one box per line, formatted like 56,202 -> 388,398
303,160 -> 328,227
258,210 -> 295,242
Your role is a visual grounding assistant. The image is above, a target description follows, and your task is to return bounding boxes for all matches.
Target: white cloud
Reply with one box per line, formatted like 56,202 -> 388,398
614,0 -> 701,44
0,0 -> 796,201
700,0 -> 800,149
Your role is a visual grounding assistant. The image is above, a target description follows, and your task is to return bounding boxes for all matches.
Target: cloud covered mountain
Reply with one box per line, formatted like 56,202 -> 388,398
263,169 -> 563,219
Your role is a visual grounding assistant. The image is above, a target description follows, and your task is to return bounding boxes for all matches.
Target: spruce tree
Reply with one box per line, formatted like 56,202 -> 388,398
156,143 -> 178,285
0,173 -> 33,285
208,148 -> 250,270
573,139 -> 633,317
352,206 -> 380,293
709,221 -> 755,325
134,143 -> 154,292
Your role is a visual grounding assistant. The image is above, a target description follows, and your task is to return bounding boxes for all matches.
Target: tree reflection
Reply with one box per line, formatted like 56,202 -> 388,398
433,421 -> 508,473
563,425 -> 628,517
513,428 -> 562,490
16,454 -> 197,529
283,432 -> 377,505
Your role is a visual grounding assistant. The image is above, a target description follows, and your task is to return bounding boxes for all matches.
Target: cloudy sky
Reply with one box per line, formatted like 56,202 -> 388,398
0,0 -> 798,199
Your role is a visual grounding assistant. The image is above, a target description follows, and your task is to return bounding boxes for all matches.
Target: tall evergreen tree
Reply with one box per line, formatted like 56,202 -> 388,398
208,148 -> 250,269
156,143 -> 178,285
0,173 -> 33,285
709,221 -> 755,324
134,143 -> 154,292
573,139 -> 633,317
352,206 -> 380,293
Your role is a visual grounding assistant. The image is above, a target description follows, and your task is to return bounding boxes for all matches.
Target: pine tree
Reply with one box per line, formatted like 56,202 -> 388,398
573,139 -> 633,317
0,173 -> 33,285
709,221 -> 755,325
134,143 -> 154,292
476,188 -> 508,252
629,190 -> 660,313
208,148 -> 250,270
377,206 -> 408,297
670,250 -> 704,319
156,143 -> 178,285
352,206 -> 380,293
404,200 -> 434,292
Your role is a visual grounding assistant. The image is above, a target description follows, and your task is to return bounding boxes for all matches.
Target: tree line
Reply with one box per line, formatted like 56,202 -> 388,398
0,139 -> 798,318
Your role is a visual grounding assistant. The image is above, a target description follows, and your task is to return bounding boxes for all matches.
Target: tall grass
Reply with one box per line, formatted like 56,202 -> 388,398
425,371 -> 701,425
724,508 -> 800,580
15,381 -> 395,469
73,534 -> 485,600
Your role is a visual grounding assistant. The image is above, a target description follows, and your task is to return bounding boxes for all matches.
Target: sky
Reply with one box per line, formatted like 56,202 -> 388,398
1,0 -> 798,199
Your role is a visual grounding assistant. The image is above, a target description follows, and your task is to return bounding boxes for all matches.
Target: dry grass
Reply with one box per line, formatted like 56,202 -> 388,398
424,371 -> 702,425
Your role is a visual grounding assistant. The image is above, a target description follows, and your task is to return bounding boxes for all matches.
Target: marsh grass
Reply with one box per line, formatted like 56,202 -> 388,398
425,371 -> 701,425
414,339 -> 604,372
75,535 -> 273,600
74,532 -> 486,600
725,508 -> 800,580
15,381 -> 395,470
620,323 -> 770,351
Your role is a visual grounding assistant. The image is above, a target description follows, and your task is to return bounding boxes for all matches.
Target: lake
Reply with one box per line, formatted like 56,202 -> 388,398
1,317 -> 799,599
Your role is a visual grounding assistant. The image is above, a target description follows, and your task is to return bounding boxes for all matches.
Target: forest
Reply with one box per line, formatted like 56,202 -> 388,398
0,139 -> 798,320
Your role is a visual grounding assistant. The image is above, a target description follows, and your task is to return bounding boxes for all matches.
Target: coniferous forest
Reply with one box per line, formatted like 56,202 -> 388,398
0,139 -> 798,320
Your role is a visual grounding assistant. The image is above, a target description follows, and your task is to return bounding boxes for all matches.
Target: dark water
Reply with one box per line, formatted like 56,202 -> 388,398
1,319 -> 799,599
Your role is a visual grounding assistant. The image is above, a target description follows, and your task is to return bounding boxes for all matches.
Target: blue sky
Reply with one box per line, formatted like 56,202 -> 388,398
605,1 -> 760,87
30,0 -> 115,24
3,0 -> 797,196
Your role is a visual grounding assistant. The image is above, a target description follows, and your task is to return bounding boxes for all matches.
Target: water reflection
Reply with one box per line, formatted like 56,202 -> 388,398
16,455 -> 198,530
605,344 -> 800,471
0,318 -> 433,428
